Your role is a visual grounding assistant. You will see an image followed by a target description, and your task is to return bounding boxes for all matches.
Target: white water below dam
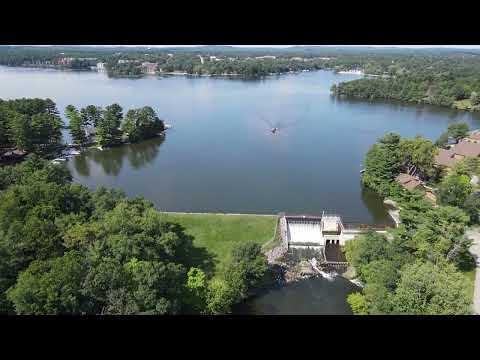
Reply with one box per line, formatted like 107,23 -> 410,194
287,221 -> 322,245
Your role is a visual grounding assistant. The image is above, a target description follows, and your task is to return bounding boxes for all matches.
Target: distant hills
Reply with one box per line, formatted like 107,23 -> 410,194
2,45 -> 480,56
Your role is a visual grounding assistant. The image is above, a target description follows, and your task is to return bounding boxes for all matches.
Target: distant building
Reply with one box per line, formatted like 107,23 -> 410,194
255,56 -> 276,60
167,53 -> 173,57
198,55 -> 204,64
141,62 -> 158,75
209,56 -> 222,62
57,57 -> 74,66
118,59 -> 135,64
96,62 -> 106,71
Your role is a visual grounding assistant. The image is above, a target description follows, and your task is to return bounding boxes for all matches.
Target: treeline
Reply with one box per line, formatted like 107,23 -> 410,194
0,98 -> 63,155
0,156 -> 270,314
158,57 -> 327,77
104,55 -> 330,78
0,47 -> 101,69
331,55 -> 480,111
66,103 -> 165,147
348,126 -> 479,314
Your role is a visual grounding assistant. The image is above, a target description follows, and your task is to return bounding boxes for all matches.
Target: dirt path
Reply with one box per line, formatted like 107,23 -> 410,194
466,228 -> 480,315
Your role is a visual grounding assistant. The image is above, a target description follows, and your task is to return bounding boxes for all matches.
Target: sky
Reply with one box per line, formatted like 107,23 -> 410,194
79,45 -> 480,49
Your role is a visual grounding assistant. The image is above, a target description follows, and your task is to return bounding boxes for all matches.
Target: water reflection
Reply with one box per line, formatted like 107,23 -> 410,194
360,185 -> 395,225
74,135 -> 165,176
73,154 -> 90,177
4,67 -> 480,222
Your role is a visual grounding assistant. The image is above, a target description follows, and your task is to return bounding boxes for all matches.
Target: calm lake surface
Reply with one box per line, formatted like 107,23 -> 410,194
3,66 -> 479,223
2,66 -> 480,314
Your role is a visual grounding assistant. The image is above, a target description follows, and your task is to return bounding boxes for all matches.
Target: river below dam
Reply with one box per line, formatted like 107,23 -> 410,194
234,275 -> 360,315
2,66 -> 480,314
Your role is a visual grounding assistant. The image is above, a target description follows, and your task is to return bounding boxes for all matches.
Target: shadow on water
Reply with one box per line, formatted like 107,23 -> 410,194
360,185 -> 394,225
72,154 -> 90,177
73,135 -> 165,176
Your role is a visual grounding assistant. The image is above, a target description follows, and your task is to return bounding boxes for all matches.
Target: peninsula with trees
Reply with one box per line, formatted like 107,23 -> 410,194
65,103 -> 165,149
0,97 -> 167,165
347,122 -> 480,314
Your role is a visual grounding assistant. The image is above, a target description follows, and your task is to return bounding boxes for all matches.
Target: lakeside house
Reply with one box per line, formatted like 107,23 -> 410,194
464,130 -> 480,144
434,131 -> 480,170
118,59 -> 136,64
0,149 -> 27,163
57,57 -> 74,66
434,140 -> 480,168
395,173 -> 424,191
395,173 -> 437,204
141,62 -> 158,75
255,56 -> 276,60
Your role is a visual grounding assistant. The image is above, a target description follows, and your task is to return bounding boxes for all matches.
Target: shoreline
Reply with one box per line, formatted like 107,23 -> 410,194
0,64 -> 323,79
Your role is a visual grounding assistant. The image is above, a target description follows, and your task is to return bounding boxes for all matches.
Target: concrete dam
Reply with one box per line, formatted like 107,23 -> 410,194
267,212 -> 391,268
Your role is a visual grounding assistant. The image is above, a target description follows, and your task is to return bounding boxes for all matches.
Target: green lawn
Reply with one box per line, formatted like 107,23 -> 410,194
463,269 -> 476,301
160,212 -> 278,273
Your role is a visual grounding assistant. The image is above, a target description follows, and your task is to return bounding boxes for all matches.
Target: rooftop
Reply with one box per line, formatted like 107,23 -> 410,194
452,140 -> 480,157
467,131 -> 480,141
434,148 -> 458,167
395,173 -> 423,190
322,216 -> 341,233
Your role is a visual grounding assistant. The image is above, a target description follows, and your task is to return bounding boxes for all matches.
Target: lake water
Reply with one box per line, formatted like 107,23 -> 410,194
2,66 -> 480,314
3,66 -> 477,223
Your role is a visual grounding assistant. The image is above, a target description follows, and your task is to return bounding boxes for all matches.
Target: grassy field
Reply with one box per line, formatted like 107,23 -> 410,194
160,212 -> 278,273
463,269 -> 476,301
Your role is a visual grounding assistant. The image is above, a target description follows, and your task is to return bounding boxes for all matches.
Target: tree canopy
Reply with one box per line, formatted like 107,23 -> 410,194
0,156 -> 270,314
0,98 -> 63,155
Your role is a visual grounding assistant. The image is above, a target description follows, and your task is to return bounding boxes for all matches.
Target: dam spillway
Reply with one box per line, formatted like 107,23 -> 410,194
283,213 -> 390,250
287,219 -> 323,246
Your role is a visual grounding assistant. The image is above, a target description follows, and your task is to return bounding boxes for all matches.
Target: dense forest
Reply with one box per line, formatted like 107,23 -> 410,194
0,155 -> 271,314
331,54 -> 480,112
0,97 -> 272,314
0,98 -> 64,157
348,126 -> 480,314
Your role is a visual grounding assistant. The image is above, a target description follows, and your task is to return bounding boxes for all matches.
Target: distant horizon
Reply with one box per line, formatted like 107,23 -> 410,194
11,45 -> 480,50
